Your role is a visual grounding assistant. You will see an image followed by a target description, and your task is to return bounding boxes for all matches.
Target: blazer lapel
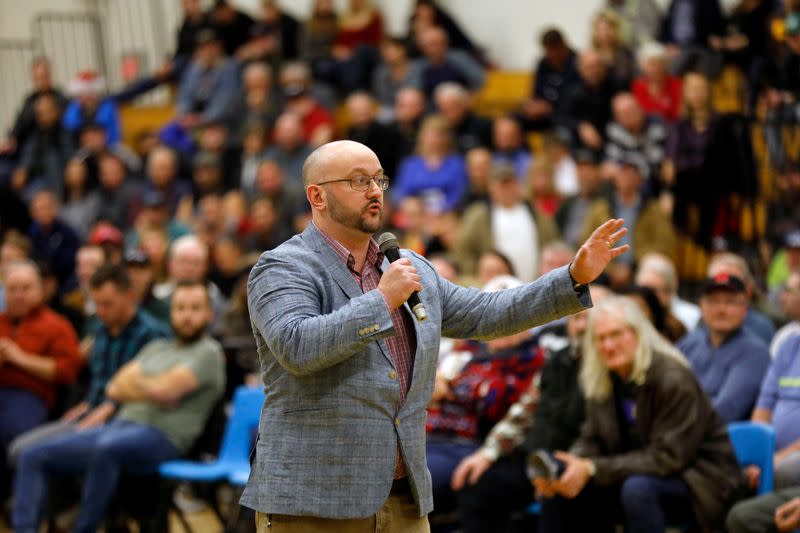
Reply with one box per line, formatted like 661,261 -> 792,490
304,224 -> 362,301
324,249 -> 364,301
374,255 -> 398,367
407,303 -> 425,391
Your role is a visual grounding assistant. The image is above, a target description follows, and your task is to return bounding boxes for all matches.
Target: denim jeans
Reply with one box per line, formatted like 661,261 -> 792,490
456,452 -> 535,533
426,438 -> 480,514
0,387 -> 48,451
13,418 -> 179,533
620,474 -> 694,533
539,474 -> 694,533
0,387 -> 48,499
764,103 -> 800,171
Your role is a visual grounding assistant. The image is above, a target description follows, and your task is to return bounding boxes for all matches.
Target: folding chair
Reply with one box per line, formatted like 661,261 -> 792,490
159,385 -> 264,532
728,421 -> 775,495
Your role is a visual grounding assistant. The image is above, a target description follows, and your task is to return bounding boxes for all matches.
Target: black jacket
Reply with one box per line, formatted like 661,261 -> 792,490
571,352 -> 742,533
559,76 -> 617,145
534,51 -> 580,119
8,89 -> 67,147
522,343 -> 585,453
765,47 -> 800,98
659,0 -> 726,47
452,113 -> 492,154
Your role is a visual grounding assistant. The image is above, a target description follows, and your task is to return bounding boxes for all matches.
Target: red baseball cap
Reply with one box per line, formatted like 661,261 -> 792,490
89,223 -> 123,247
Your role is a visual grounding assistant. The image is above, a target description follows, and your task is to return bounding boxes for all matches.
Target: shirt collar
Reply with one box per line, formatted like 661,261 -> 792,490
700,323 -> 745,347
312,221 -> 384,274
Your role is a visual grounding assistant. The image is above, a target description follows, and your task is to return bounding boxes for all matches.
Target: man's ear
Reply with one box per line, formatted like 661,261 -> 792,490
306,185 -> 326,211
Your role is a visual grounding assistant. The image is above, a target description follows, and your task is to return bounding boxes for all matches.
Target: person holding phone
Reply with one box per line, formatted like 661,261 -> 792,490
534,296 -> 741,533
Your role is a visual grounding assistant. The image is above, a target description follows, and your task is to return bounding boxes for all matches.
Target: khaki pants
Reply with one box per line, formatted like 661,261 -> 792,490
254,493 -> 430,533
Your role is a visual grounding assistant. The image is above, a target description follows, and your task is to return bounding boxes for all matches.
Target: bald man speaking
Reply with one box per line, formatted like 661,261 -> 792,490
242,140 -> 628,532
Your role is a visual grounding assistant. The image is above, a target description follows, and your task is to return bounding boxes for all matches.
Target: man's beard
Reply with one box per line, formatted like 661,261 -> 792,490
174,323 -> 208,344
329,198 -> 382,233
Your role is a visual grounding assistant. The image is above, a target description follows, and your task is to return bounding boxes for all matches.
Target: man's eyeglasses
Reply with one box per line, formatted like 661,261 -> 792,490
316,175 -> 390,191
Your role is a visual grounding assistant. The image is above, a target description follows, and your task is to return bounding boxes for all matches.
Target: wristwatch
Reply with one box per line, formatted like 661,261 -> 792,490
567,262 -> 584,292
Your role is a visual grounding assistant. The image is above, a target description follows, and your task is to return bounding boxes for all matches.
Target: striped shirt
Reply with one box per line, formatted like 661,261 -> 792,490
85,308 -> 171,407
316,223 -> 417,477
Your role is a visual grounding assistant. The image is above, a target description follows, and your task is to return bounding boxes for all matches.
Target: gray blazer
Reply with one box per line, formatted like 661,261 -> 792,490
241,223 -> 590,518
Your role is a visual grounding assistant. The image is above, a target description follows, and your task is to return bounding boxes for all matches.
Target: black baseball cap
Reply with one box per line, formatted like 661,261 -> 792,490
701,273 -> 746,295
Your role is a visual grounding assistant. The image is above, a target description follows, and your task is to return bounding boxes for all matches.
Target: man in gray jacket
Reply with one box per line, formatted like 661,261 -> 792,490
242,139 -> 628,532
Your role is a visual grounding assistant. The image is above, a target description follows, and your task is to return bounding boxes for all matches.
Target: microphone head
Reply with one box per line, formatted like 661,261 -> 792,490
377,232 -> 400,254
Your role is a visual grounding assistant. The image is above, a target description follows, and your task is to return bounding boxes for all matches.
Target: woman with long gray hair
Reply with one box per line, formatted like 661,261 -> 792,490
533,296 -> 742,533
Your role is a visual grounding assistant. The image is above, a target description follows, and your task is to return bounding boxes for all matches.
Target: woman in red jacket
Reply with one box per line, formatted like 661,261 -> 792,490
632,42 -> 682,123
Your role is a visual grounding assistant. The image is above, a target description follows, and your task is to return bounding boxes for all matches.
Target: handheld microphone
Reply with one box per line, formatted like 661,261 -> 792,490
377,232 -> 427,322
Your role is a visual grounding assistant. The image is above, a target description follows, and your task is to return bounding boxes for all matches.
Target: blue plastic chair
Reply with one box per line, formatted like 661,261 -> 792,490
226,441 -> 256,533
527,501 -> 541,515
228,465 -> 250,487
728,421 -> 775,495
159,385 -> 264,483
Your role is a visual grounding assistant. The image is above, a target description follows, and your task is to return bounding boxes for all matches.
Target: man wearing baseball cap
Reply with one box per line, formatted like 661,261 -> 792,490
677,273 -> 771,422
89,222 -> 124,265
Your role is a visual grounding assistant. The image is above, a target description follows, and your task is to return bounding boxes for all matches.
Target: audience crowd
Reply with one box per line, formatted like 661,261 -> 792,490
2,0 -> 800,531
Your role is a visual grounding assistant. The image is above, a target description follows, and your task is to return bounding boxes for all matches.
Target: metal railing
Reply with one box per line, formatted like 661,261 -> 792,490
33,12 -> 107,93
94,0 -> 172,93
0,40 -> 37,135
99,0 -> 180,106
1,0 -> 187,132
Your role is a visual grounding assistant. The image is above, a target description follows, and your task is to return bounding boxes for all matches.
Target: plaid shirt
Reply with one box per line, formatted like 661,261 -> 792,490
85,308 -> 171,407
478,378 -> 539,462
427,341 -> 544,442
316,223 -> 417,477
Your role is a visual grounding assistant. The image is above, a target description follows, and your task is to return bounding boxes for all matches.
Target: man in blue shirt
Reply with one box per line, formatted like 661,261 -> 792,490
176,28 -> 240,128
752,332 -> 800,487
708,252 -> 776,345
727,331 -> 800,533
7,263 -> 170,464
418,27 -> 485,100
28,190 -> 80,291
678,273 -> 770,422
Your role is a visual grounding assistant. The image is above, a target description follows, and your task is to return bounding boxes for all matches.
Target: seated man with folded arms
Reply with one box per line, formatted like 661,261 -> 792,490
8,263 -> 170,465
12,280 -> 225,533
